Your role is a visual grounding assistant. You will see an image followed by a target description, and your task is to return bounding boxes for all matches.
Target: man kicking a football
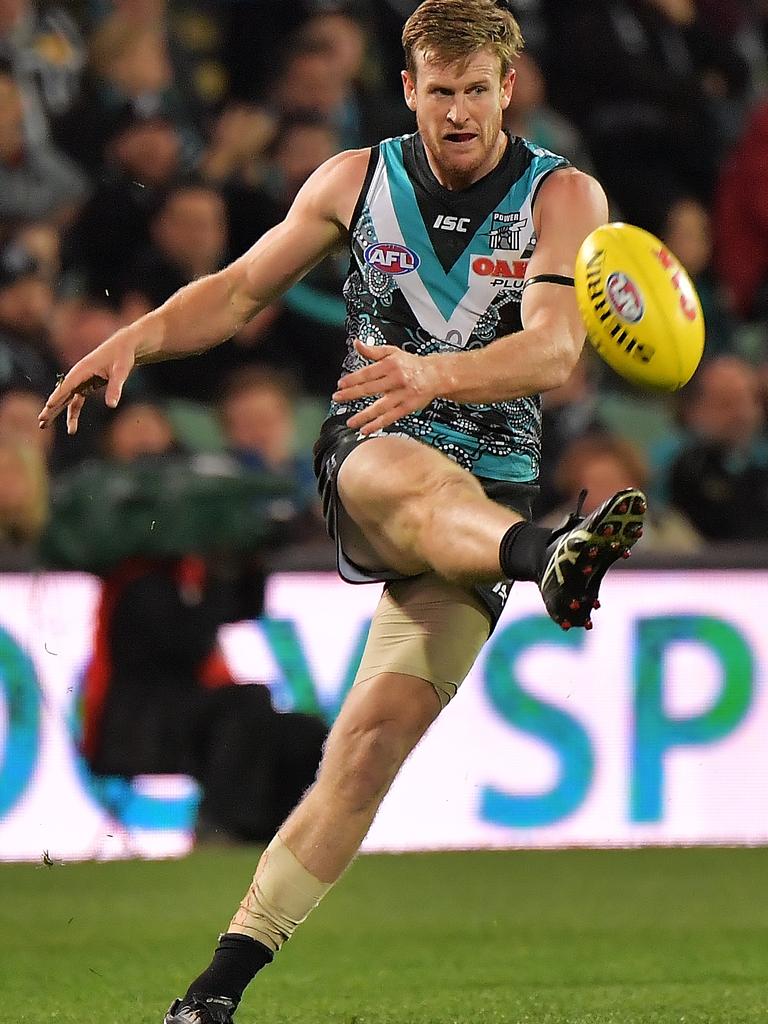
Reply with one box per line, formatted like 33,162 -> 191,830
39,1 -> 645,1020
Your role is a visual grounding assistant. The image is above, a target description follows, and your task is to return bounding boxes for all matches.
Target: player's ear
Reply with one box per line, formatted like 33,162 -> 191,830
402,70 -> 417,112
501,68 -> 516,110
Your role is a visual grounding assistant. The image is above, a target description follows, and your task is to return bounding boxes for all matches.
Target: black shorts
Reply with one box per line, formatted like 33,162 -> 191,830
313,415 -> 539,629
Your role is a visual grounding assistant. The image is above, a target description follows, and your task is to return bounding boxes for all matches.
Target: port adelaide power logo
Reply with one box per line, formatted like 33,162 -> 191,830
364,242 -> 420,275
468,211 -> 530,289
486,211 -> 527,250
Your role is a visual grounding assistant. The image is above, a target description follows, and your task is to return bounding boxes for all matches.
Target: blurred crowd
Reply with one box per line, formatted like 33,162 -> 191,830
1,0 -> 768,574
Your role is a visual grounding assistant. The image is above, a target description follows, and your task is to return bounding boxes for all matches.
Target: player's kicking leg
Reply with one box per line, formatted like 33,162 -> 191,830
335,434 -> 646,629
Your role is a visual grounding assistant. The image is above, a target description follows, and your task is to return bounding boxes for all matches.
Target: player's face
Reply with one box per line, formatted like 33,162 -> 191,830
402,47 -> 514,189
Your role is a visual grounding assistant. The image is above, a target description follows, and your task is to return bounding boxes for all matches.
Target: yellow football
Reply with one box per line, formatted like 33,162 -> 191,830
574,222 -> 705,391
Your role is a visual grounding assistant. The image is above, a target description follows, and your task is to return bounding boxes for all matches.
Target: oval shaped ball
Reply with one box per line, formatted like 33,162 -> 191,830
574,222 -> 705,391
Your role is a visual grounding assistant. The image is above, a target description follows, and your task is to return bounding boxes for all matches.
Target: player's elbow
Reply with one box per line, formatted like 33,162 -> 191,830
542,335 -> 583,391
221,256 -> 265,322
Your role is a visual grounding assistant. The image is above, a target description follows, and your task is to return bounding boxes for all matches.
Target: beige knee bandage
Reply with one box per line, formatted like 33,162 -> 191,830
228,835 -> 333,952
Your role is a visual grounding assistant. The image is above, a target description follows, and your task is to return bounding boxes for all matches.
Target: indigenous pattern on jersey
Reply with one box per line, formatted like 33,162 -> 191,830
329,131 -> 570,482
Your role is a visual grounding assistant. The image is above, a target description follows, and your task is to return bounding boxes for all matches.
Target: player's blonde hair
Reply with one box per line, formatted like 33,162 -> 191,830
402,0 -> 524,79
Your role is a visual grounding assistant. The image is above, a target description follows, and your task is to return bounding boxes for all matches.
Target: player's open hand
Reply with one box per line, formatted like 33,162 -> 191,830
38,330 -> 136,435
332,338 -> 441,435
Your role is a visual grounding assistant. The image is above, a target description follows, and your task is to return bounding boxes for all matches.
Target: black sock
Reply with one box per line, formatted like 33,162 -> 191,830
498,521 -> 552,582
184,932 -> 274,1007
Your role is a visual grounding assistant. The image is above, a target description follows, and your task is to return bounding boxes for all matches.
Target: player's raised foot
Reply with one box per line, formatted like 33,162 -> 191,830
164,995 -> 236,1024
539,488 -> 646,630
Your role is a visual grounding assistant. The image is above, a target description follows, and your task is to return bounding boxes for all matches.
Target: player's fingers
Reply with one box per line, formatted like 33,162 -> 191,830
345,394 -> 390,430
106,348 -> 137,408
39,376 -> 78,428
334,366 -> 389,394
39,366 -> 102,426
66,394 -> 86,435
105,364 -> 127,408
353,338 -> 397,360
356,403 -> 408,436
332,377 -> 392,402
346,394 -> 403,433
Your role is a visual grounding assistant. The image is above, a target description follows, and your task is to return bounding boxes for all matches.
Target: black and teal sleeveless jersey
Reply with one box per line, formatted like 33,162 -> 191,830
329,130 -> 570,482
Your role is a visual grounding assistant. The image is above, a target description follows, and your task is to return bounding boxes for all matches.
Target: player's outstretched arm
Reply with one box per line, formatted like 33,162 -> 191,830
335,169 -> 607,434
39,150 -> 368,433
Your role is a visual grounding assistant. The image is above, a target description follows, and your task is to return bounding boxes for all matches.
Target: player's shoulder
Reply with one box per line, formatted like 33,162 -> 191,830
309,147 -> 373,193
535,165 -> 607,215
293,147 -> 373,226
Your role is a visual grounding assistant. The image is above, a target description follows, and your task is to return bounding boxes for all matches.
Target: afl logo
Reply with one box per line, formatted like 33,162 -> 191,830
364,242 -> 420,275
606,272 -> 645,324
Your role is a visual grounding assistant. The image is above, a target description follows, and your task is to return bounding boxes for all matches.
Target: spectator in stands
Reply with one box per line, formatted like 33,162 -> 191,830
14,219 -> 61,281
218,366 -> 324,543
121,180 -> 227,315
119,179 -> 237,402
299,9 -> 369,83
47,295 -> 135,469
714,98 -> 768,325
85,0 -> 167,26
0,383 -> 53,460
269,38 -> 352,136
535,348 -> 607,518
85,0 -> 228,116
80,399 -> 328,842
295,8 -> 413,146
544,433 -> 702,555
53,10 -> 201,173
503,49 -> 594,173
0,436 -> 48,568
668,356 -> 768,542
200,102 -> 277,196
62,108 -> 186,300
0,0 -> 84,145
218,0 -> 316,101
657,195 -> 735,356
104,397 -> 176,463
265,29 -> 409,153
221,113 -> 339,259
0,236 -> 58,395
221,115 -> 348,396
204,112 -> 346,394
0,66 -> 89,224
545,0 -> 749,223
696,0 -> 768,108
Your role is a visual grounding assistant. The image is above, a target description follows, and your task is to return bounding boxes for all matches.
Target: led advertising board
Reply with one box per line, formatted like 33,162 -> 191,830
0,571 -> 765,861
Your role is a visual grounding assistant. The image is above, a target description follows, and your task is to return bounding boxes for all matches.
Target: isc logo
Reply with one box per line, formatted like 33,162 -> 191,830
434,215 -> 470,233
364,242 -> 421,275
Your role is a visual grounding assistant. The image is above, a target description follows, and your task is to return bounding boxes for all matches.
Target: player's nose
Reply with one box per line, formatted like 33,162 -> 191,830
447,99 -> 468,126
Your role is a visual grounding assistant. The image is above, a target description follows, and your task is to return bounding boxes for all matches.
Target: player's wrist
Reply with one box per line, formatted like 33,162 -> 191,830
429,351 -> 462,400
132,311 -> 166,364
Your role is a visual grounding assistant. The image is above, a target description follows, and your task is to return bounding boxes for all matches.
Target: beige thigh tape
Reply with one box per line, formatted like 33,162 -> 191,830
353,574 -> 491,708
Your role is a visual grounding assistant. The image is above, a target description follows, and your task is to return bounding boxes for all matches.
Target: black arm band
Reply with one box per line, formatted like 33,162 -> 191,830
522,274 -> 576,290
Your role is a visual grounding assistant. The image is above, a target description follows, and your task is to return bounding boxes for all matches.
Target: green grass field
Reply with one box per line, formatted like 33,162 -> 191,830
3,846 -> 768,1024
